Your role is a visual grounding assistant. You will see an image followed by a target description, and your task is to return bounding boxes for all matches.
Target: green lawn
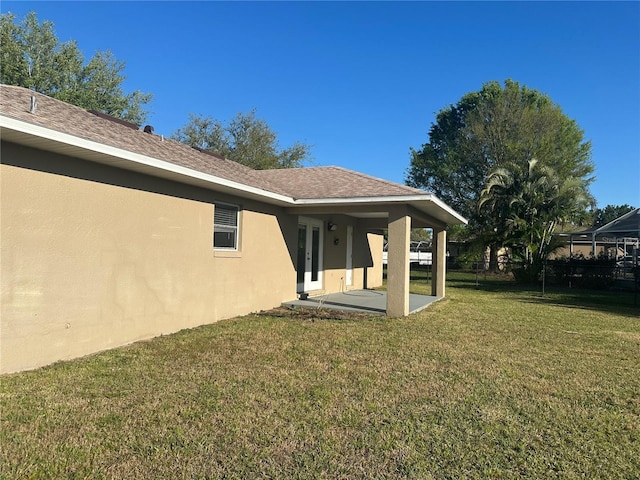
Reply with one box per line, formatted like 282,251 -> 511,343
2,273 -> 639,479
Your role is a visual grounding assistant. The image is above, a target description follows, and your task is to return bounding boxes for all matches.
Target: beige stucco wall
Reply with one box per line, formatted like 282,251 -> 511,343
1,143 -> 385,373
1,143 -> 298,373
310,217 -> 383,294
365,232 -> 384,289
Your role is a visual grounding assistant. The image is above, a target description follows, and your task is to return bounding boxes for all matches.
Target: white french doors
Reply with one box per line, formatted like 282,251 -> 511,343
297,217 -> 324,292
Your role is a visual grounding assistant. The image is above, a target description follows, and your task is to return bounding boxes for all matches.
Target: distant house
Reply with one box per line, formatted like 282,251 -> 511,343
554,208 -> 639,269
0,85 -> 466,373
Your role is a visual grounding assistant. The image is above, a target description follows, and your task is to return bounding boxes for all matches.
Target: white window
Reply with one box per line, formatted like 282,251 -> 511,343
214,203 -> 240,250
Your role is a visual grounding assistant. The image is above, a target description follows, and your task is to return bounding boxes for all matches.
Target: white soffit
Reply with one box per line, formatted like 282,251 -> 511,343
293,196 -> 468,225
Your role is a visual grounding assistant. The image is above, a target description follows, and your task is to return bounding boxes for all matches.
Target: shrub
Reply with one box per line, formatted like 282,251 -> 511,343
547,254 -> 617,289
511,263 -> 541,284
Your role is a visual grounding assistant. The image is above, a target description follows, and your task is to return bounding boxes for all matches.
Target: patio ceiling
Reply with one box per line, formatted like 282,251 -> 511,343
286,200 -> 466,229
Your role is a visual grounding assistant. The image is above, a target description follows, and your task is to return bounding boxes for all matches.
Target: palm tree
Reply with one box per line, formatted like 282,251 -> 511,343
479,158 -> 592,281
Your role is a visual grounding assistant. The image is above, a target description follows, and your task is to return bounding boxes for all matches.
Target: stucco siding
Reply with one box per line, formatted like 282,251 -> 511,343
1,143 -> 296,373
365,232 -> 384,289
315,219 -> 383,293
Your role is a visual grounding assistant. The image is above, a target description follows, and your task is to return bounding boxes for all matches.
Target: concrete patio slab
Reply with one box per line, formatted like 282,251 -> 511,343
283,289 -> 442,315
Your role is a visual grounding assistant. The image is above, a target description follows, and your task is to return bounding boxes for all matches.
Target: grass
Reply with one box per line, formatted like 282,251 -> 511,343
2,273 -> 639,479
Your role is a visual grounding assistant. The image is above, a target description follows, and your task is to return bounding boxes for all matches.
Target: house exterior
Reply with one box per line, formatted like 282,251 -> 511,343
1,85 -> 466,373
556,208 -> 640,260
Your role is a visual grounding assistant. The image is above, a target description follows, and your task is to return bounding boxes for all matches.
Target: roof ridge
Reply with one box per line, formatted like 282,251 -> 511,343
1,84 -> 296,197
595,207 -> 640,233
251,164 -> 432,200
1,84 -> 93,116
1,84 -> 430,201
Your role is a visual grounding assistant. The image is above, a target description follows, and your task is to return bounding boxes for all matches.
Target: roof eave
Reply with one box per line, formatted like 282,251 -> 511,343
2,114 -> 468,226
594,208 -> 640,234
0,115 -> 294,206
293,195 -> 468,225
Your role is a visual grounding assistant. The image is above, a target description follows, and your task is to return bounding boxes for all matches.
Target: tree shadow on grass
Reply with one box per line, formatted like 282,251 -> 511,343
449,276 -> 528,293
515,291 -> 639,319
453,278 -> 639,318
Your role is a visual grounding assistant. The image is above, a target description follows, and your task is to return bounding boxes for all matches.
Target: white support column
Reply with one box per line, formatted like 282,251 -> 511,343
386,208 -> 411,317
432,228 -> 447,297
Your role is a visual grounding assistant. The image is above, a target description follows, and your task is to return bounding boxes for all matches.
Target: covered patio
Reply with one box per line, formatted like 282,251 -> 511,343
283,289 -> 442,315
285,201 -> 465,317
259,167 -> 468,317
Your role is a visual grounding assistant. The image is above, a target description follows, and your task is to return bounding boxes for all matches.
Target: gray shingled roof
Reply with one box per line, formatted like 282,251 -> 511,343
257,166 -> 426,200
1,84 -> 428,201
0,85 -> 288,196
572,208 -> 640,238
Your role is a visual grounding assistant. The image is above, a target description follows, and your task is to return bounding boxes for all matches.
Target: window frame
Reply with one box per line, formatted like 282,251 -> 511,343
213,202 -> 241,251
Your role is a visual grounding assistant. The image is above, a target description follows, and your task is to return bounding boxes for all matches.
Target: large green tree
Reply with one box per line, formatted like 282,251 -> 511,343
406,79 -> 594,274
406,89 -> 485,219
172,110 -> 312,170
0,11 -> 152,125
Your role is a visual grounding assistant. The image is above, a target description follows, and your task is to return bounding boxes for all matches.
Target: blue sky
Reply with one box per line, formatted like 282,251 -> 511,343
4,1 -> 639,209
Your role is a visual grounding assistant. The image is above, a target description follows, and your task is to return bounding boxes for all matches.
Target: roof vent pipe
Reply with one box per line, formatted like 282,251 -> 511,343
30,96 -> 37,114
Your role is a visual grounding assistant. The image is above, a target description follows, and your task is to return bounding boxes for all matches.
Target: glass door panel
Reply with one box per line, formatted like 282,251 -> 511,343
297,225 -> 307,292
311,226 -> 320,282
297,217 -> 323,292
